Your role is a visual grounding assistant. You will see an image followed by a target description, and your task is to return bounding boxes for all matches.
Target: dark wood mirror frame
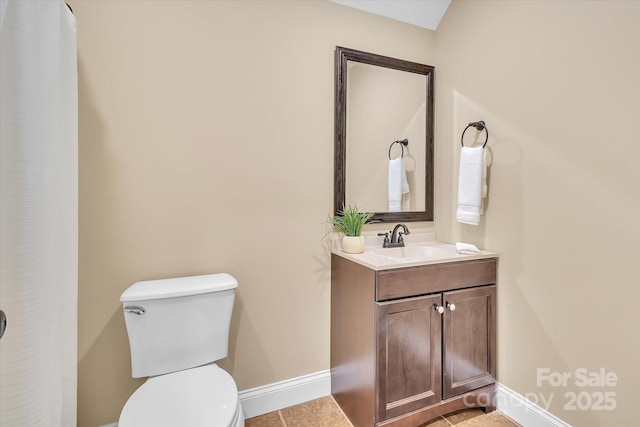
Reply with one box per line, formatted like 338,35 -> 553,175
334,46 -> 435,222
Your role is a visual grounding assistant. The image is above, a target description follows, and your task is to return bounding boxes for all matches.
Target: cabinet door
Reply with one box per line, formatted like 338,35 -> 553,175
376,294 -> 442,421
443,286 -> 496,399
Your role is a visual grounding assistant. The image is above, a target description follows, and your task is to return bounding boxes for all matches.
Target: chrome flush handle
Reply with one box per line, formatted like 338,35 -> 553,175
124,305 -> 146,315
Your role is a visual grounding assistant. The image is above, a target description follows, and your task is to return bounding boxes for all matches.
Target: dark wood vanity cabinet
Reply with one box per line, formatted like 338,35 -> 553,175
442,285 -> 496,400
331,255 -> 497,427
376,293 -> 442,421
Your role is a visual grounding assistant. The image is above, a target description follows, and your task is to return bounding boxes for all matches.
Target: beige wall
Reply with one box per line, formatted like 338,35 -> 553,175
70,1 -> 435,425
436,1 -> 640,426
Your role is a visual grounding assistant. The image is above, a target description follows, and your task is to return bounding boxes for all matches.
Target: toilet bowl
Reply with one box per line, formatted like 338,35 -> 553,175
119,364 -> 243,427
118,273 -> 244,427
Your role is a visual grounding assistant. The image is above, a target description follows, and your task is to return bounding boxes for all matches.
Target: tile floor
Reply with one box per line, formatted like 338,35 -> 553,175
245,396 -> 522,427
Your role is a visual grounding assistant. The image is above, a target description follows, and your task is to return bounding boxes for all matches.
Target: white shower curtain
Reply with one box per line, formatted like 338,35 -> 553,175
0,1 -> 78,426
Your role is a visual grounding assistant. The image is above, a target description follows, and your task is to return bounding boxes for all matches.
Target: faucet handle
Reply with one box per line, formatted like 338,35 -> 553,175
377,232 -> 390,248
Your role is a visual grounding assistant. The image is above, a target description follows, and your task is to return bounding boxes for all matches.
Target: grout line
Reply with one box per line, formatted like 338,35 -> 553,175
278,410 -> 288,427
440,415 -> 455,426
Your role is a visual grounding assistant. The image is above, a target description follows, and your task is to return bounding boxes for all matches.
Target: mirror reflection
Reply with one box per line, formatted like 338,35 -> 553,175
335,47 -> 434,222
346,62 -> 426,213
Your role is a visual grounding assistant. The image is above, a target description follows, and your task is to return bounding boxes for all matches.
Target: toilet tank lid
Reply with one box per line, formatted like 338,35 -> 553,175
120,273 -> 238,302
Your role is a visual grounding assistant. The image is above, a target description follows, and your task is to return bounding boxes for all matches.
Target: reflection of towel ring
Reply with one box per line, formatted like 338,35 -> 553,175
388,139 -> 409,159
461,121 -> 488,148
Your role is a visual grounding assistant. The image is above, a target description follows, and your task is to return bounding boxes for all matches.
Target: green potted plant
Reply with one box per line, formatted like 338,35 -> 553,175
329,205 -> 374,254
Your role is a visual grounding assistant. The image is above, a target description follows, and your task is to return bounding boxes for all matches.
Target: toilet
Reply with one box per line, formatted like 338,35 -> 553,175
118,273 -> 244,427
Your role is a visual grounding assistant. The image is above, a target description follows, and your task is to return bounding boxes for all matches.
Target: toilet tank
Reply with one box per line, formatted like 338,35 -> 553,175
120,273 -> 238,378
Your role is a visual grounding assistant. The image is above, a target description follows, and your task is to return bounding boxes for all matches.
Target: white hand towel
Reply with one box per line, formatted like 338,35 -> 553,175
482,149 -> 488,198
388,157 -> 410,212
456,146 -> 486,225
456,242 -> 481,255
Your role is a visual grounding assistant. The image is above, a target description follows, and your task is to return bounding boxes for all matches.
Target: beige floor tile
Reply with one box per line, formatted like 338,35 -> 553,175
418,415 -> 453,427
486,412 -> 521,426
444,408 -> 485,424
280,396 -> 352,427
245,398 -> 521,427
245,410 -> 284,427
455,411 -> 520,427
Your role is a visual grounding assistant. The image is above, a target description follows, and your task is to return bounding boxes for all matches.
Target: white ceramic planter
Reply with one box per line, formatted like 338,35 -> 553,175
342,236 -> 365,254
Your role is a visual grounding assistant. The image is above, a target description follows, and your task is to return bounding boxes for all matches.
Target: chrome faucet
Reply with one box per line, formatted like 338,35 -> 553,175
378,223 -> 411,248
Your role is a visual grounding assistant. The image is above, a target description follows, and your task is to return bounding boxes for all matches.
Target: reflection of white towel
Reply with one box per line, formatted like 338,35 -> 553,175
388,158 -> 410,212
456,147 -> 486,225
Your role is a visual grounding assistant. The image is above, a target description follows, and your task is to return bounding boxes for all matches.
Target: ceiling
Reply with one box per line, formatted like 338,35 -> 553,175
330,0 -> 452,31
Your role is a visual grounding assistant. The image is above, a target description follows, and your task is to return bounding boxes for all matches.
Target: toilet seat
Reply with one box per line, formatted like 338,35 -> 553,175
118,364 -> 243,427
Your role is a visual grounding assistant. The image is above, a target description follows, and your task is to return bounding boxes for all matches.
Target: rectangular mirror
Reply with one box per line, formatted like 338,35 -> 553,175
334,46 -> 434,222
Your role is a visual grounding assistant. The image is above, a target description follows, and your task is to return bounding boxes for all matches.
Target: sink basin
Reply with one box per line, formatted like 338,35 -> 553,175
371,245 -> 449,261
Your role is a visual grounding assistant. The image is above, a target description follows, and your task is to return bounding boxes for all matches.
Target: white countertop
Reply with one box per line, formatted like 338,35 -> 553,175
331,232 -> 498,271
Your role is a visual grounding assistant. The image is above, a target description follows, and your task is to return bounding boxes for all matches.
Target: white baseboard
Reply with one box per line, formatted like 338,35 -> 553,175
238,369 -> 331,419
496,383 -> 571,427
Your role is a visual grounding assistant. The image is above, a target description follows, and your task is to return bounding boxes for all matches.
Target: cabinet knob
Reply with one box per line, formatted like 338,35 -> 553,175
447,302 -> 456,311
434,305 -> 445,314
